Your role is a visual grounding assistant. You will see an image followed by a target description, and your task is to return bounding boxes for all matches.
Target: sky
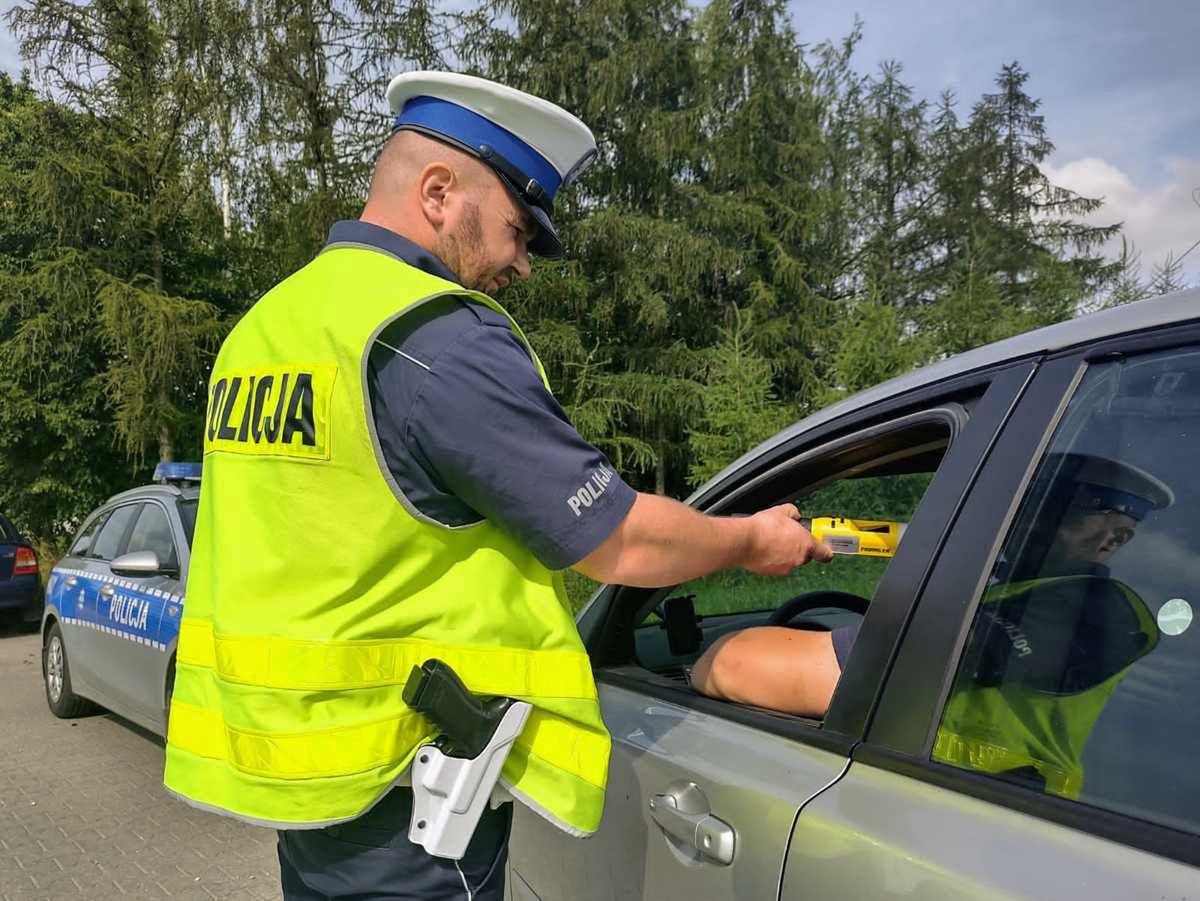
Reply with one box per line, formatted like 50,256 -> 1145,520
787,0 -> 1200,284
2,1 -> 1198,285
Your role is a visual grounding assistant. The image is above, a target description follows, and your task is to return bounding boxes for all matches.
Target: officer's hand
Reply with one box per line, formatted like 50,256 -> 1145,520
743,504 -> 834,576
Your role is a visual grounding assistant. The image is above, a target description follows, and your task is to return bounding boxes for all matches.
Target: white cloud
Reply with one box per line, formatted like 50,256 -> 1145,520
1042,156 -> 1200,283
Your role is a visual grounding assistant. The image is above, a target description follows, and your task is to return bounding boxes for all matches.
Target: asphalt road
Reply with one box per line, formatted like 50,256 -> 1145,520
0,620 -> 282,901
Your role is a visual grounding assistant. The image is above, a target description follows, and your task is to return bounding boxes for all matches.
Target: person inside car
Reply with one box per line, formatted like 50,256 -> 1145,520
691,453 -> 1171,799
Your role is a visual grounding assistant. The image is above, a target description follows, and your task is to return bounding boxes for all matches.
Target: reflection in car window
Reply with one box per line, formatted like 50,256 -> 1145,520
89,505 -> 140,562
935,345 -> 1200,836
125,504 -> 178,570
69,513 -> 108,556
0,516 -> 17,543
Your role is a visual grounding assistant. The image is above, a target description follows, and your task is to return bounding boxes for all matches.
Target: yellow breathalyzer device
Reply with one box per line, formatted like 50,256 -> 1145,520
800,516 -> 907,558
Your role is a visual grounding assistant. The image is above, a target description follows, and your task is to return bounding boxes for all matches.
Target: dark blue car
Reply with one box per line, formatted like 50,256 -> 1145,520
0,511 -> 42,627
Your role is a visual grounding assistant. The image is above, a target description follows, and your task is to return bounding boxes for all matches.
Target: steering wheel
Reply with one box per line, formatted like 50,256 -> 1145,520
766,590 -> 870,628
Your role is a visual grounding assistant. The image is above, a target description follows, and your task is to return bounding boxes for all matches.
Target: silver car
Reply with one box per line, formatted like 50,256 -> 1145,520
41,465 -> 199,735
509,289 -> 1200,899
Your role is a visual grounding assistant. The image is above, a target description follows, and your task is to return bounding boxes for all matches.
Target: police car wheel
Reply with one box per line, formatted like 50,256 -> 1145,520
42,622 -> 98,719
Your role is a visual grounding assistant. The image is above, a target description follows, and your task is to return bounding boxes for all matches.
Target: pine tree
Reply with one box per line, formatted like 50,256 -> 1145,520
7,0 -> 228,464
970,63 -> 1119,322
0,75 -> 148,543
688,307 -> 791,486
1096,238 -> 1149,311
851,61 -> 930,310
1149,251 -> 1188,296
247,0 -> 448,275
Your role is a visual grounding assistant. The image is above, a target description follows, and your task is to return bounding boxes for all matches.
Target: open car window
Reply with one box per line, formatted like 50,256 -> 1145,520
674,472 -> 935,621
627,414 -> 956,707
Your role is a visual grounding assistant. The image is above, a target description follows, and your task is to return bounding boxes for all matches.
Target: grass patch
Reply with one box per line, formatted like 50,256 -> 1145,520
562,555 -> 890,619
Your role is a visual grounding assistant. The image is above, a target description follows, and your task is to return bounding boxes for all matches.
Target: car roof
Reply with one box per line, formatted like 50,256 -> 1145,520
104,483 -> 200,507
693,287 -> 1200,500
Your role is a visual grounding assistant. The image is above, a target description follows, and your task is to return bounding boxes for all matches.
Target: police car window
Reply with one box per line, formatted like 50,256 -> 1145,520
177,498 -> 198,546
89,504 -> 140,562
125,503 -> 178,570
934,345 -> 1200,836
69,513 -> 107,556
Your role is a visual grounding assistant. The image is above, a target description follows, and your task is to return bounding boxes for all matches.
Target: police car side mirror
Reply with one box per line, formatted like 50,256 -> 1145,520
110,550 -> 168,577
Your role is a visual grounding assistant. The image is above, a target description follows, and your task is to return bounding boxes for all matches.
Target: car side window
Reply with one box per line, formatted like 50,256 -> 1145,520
934,345 -> 1200,835
88,505 -> 140,562
69,513 -> 108,556
125,503 -> 178,571
672,472 -> 934,619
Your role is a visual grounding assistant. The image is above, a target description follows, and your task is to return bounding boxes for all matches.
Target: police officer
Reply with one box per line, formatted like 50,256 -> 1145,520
690,452 -> 1171,788
163,71 -> 831,901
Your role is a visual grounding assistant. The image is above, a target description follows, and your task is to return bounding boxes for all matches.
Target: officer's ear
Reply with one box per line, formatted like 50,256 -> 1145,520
416,162 -> 457,228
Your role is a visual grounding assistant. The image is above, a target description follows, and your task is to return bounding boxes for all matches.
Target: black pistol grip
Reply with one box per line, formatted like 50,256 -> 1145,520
403,659 -> 514,759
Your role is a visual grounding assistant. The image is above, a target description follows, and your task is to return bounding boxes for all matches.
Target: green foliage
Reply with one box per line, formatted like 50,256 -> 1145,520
688,307 -> 792,485
0,3 -> 1138,556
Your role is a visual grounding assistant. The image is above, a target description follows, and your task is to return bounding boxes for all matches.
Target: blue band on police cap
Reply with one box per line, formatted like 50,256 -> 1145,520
1078,483 -> 1154,521
394,96 -> 563,205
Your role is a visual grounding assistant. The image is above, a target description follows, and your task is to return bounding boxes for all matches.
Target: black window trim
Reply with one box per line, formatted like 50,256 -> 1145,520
863,320 -> 1200,867
585,360 -> 1039,757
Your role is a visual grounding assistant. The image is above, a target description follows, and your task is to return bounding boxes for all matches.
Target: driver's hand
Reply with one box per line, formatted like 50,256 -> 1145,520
743,503 -> 834,576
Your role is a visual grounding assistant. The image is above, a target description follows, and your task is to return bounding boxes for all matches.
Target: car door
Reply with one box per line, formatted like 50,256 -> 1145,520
46,509 -> 110,695
507,363 -> 1034,901
104,500 -> 182,729
72,502 -> 142,711
782,325 -> 1200,897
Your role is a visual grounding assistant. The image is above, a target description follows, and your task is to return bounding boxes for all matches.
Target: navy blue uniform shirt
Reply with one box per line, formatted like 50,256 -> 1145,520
327,220 -> 636,570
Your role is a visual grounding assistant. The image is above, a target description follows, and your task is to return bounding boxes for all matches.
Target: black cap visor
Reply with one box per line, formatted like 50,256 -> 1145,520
490,167 -> 563,258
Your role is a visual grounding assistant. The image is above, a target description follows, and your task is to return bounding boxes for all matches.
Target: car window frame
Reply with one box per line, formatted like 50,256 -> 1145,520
587,359 -> 1040,756
86,502 -> 143,563
858,320 -> 1200,868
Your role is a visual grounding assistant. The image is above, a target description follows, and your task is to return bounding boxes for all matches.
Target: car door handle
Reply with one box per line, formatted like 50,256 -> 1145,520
648,782 -> 735,865
99,584 -> 114,597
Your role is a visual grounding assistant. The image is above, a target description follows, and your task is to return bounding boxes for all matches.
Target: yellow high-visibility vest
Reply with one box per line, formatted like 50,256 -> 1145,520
934,575 -> 1157,798
163,243 -> 610,835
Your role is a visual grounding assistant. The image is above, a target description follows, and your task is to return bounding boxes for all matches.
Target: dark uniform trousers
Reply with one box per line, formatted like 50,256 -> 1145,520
277,787 -> 512,900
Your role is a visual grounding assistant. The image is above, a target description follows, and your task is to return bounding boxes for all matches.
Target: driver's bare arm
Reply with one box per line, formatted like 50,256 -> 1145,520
690,627 -> 843,717
572,494 -> 833,588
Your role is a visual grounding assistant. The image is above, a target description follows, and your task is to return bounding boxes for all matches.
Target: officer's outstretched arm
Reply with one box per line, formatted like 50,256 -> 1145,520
689,627 -> 842,717
572,492 -> 832,588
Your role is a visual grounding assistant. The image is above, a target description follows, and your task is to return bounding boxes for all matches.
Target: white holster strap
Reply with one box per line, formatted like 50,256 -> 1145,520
408,701 -> 532,860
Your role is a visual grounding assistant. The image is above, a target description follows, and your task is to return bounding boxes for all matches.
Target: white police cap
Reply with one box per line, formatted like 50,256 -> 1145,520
1054,452 -> 1174,520
386,71 -> 598,258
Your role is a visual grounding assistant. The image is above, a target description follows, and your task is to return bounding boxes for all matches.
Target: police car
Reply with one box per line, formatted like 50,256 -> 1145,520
508,289 -> 1200,900
40,463 -> 199,734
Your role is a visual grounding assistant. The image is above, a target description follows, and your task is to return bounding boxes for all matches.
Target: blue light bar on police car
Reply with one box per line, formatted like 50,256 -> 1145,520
153,462 -> 202,484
